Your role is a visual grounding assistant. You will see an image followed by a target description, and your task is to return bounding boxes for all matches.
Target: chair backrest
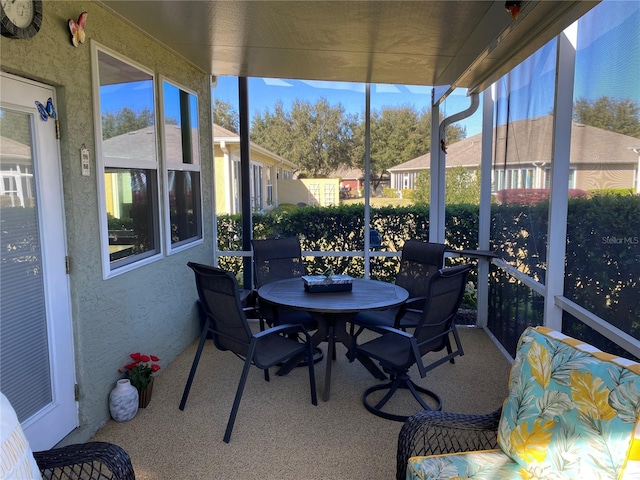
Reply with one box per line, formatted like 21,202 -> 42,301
414,263 -> 472,356
252,237 -> 305,288
395,240 -> 447,299
187,262 -> 253,356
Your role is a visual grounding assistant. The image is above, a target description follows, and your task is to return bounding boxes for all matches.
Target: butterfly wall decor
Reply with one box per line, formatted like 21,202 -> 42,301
35,98 -> 57,122
69,12 -> 87,47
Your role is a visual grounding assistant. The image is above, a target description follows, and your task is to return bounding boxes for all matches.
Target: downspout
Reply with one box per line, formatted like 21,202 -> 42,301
632,147 -> 640,194
430,93 -> 480,243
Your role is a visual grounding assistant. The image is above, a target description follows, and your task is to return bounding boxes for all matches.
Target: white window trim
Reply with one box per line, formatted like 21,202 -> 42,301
158,75 -> 204,255
91,41 -> 163,279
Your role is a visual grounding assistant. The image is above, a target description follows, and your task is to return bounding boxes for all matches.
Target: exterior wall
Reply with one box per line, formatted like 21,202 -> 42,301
278,178 -> 340,206
574,163 -> 637,191
1,1 -> 213,444
213,141 -> 297,214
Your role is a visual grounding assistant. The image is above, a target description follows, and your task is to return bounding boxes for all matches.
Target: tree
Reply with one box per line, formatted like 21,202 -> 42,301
413,166 -> 481,205
574,96 -> 640,138
252,98 -> 356,177
101,107 -> 155,140
353,105 -> 426,190
351,106 -> 466,191
213,98 -> 239,133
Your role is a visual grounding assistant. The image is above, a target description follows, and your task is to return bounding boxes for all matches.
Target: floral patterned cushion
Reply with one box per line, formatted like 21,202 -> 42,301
498,326 -> 640,479
407,450 -> 521,479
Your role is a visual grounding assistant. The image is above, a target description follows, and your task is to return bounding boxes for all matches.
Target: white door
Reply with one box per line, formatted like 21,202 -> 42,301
0,72 -> 77,450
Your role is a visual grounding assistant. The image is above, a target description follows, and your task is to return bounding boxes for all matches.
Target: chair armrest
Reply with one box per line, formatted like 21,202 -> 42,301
33,441 -> 135,480
255,323 -> 310,341
396,408 -> 502,480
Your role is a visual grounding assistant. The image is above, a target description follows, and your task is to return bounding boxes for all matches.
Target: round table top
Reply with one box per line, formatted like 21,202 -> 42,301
257,277 -> 408,314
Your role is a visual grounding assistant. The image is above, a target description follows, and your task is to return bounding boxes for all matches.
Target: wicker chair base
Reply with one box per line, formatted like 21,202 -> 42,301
396,408 -> 501,480
34,441 -> 135,480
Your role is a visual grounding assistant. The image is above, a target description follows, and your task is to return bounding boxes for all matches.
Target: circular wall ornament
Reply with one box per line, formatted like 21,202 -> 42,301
1,0 -> 43,39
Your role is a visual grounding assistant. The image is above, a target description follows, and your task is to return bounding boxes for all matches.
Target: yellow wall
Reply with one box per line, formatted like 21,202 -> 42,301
278,178 -> 340,206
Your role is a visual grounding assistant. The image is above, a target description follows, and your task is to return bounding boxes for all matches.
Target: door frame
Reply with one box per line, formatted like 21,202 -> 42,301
0,71 -> 78,450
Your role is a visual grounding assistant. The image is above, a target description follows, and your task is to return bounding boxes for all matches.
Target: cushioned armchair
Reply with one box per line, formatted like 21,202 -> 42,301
399,326 -> 640,480
1,392 -> 135,480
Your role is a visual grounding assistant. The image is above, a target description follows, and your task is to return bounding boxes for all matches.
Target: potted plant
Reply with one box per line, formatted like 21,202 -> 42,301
119,352 -> 161,408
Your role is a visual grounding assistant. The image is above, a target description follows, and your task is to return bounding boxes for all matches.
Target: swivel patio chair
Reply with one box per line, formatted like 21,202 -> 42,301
351,240 -> 447,334
350,263 -> 472,422
179,262 -> 317,443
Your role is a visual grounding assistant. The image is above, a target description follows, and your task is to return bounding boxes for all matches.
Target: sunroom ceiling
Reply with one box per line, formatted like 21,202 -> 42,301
99,0 -> 598,93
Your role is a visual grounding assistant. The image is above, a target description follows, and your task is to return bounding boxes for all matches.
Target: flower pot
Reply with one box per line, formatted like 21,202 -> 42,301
138,376 -> 154,408
109,379 -> 138,421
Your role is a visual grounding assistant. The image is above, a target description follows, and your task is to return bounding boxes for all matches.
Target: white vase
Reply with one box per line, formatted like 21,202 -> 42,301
109,379 -> 139,421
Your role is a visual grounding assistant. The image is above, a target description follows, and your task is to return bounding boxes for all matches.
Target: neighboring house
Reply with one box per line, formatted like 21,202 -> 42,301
0,136 -> 33,207
389,116 -> 640,194
332,165 -> 390,197
213,124 -> 298,214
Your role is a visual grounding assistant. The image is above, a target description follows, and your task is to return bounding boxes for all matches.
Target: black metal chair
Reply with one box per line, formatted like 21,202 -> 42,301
350,263 -> 472,422
252,237 -> 323,364
179,262 -> 317,443
351,240 -> 447,333
252,237 -> 316,329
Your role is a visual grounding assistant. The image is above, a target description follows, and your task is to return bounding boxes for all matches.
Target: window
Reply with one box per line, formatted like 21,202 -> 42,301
160,78 -> 202,252
250,163 -> 264,211
266,165 -> 273,206
93,45 -> 161,276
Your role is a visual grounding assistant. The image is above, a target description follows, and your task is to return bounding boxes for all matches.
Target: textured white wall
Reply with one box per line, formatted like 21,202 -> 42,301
1,1 -> 214,443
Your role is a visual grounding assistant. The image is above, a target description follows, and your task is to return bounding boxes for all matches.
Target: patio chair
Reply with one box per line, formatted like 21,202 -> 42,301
252,237 -> 323,363
179,262 -> 317,443
1,392 -> 135,480
350,263 -> 472,421
351,240 -> 447,334
252,237 -> 316,330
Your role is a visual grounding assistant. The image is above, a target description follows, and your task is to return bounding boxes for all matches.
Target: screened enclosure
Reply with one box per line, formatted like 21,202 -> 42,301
211,0 -> 639,360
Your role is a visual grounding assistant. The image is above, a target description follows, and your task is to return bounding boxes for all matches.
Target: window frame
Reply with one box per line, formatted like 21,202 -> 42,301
158,76 -> 203,254
91,42 -> 163,279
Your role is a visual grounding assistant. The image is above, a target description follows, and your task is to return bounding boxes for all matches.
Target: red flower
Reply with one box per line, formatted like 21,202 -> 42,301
119,352 -> 161,391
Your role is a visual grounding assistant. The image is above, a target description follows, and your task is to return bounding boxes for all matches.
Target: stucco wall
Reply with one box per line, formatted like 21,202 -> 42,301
1,1 -> 213,444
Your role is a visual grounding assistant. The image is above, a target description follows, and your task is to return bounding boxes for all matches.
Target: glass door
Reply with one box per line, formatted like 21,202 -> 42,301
0,72 -> 77,450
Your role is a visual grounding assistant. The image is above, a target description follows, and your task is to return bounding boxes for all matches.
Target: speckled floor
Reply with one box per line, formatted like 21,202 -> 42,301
92,326 -> 511,480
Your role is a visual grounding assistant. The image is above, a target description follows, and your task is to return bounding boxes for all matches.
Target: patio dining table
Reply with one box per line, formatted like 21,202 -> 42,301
257,277 -> 409,401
